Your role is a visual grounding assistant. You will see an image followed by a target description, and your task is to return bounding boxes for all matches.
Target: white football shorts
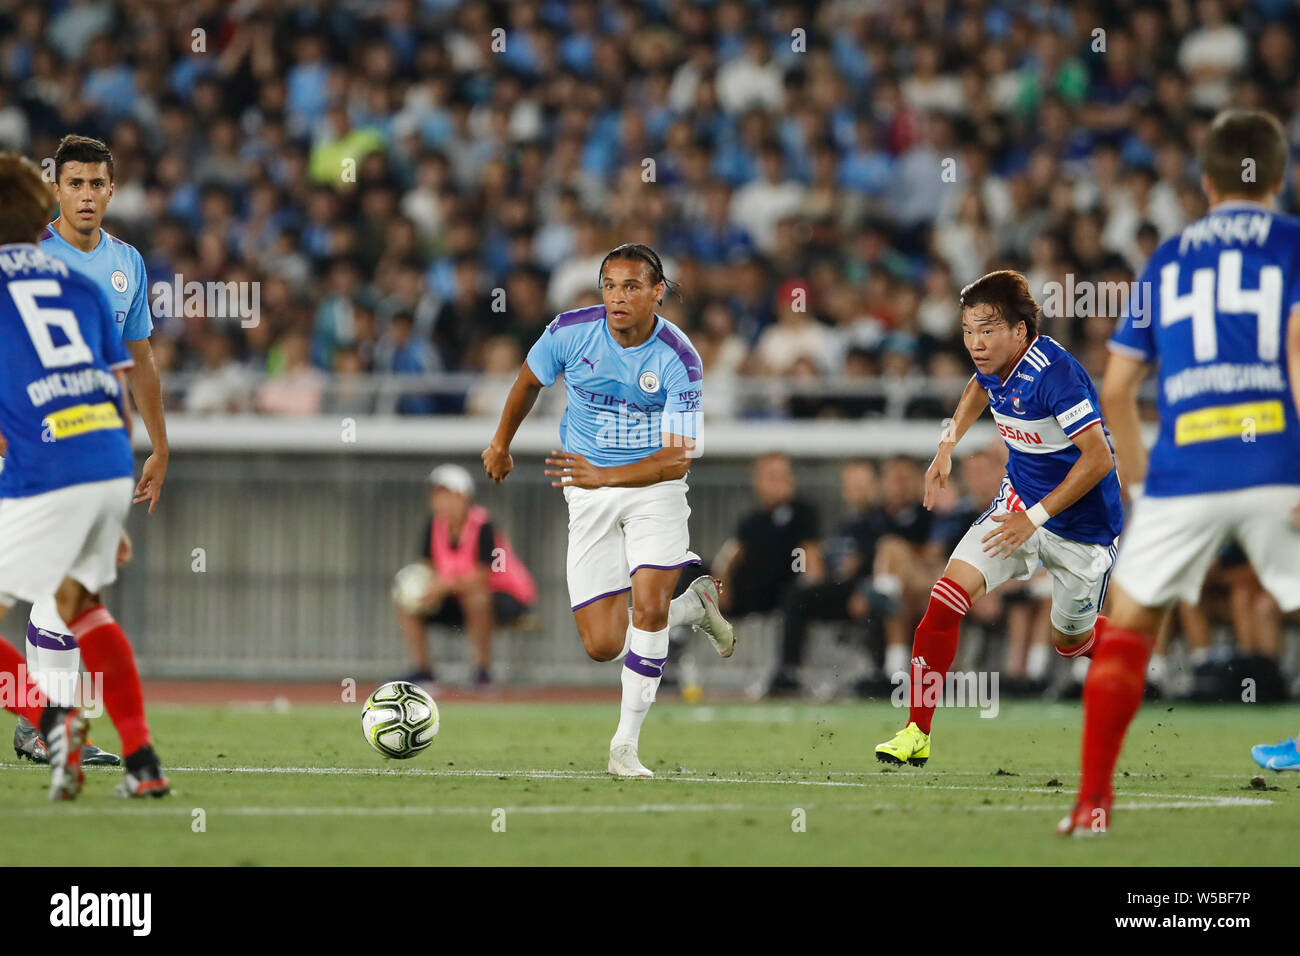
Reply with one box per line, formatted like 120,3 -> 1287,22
950,476 -> 1118,635
563,477 -> 700,610
1111,484 -> 1300,611
0,477 -> 134,607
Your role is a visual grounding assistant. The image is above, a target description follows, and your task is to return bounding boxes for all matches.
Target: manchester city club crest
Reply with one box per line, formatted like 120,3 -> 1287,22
111,269 -> 128,293
638,369 -> 660,393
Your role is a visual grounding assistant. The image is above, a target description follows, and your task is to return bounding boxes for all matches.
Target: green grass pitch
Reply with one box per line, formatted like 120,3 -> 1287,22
1,699 -> 1294,866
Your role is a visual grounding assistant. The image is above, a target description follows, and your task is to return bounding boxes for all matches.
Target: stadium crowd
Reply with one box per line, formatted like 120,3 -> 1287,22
2,0 -> 1298,697
2,0 -> 1299,418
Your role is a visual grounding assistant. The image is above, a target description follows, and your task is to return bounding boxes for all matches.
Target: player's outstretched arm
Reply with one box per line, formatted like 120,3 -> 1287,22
483,361 -> 545,482
925,374 -> 989,510
1099,353 -> 1149,493
545,435 -> 694,489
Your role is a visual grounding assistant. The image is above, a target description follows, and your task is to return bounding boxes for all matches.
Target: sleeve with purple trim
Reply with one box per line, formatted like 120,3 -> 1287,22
121,244 -> 152,341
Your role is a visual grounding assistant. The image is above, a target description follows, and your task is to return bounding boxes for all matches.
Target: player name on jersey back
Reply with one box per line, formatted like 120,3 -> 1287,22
0,242 -> 134,498
1110,202 -> 1300,496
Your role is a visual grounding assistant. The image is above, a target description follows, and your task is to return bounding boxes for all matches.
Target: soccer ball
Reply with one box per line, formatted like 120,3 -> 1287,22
361,681 -> 440,759
392,562 -> 440,615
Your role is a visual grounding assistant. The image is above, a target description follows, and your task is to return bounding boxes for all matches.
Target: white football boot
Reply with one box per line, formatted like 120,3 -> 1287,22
688,575 -> 735,658
608,743 -> 654,778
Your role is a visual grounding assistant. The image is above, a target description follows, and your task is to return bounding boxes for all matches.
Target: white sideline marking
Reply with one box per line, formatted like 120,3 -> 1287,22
0,803 -> 750,818
0,764 -> 1272,806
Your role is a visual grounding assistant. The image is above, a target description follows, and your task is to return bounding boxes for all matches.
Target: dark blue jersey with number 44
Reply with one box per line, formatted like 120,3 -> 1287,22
0,242 -> 134,498
1110,201 -> 1300,497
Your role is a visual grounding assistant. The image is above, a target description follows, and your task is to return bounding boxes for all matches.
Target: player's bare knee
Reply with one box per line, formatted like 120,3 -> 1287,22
580,628 -> 623,662
54,579 -> 94,626
630,600 -> 669,632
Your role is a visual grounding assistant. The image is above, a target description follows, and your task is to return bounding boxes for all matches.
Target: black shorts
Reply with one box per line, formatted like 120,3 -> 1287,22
423,592 -> 529,628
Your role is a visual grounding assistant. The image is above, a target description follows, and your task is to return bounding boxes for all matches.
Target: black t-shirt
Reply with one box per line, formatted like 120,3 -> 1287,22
420,516 -> 496,568
823,509 -> 891,583
871,502 -> 932,545
732,499 -> 820,612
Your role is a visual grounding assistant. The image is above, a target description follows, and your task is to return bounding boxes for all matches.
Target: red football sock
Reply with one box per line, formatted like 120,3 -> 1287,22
1053,614 -> 1107,659
1078,625 -> 1153,805
70,606 -> 151,755
0,638 -> 46,725
907,578 -> 970,734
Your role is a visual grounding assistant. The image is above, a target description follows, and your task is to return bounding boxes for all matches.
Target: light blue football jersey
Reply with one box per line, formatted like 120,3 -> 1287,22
525,306 -> 703,468
1110,201 -> 1300,496
975,334 -> 1124,545
0,242 -> 134,498
39,220 -> 152,342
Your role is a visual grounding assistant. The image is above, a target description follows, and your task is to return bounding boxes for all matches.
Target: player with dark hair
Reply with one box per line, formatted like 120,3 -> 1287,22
875,269 -> 1123,767
482,243 -> 734,777
0,151 -> 168,799
1065,109 -> 1300,833
11,134 -> 170,766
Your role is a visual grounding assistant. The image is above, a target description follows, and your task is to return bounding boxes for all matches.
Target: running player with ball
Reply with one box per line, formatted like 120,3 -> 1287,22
482,243 -> 733,778
1062,110 -> 1300,834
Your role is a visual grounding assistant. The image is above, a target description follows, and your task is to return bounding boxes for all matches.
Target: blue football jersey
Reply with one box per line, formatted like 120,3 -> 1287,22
525,306 -> 703,468
0,242 -> 135,498
1110,201 -> 1300,496
976,335 -> 1124,544
39,221 -> 152,341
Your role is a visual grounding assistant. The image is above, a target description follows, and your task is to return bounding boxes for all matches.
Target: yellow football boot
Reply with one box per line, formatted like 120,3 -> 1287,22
874,721 -> 930,767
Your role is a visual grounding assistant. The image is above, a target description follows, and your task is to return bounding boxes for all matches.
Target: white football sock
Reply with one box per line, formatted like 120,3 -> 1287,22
1025,643 -> 1050,680
884,642 -> 909,677
26,595 -> 80,708
611,624 -> 669,749
614,611 -> 631,662
667,587 -> 705,628
1147,654 -> 1167,683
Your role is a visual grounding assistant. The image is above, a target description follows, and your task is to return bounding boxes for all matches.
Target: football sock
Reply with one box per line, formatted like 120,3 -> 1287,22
667,587 -> 705,628
0,638 -> 47,725
1053,614 -> 1105,659
611,624 -> 668,749
26,594 -> 80,708
1078,626 -> 1153,806
908,578 -> 970,734
613,609 -> 632,662
884,642 -> 909,677
1146,653 -> 1167,685
1025,643 -> 1050,680
69,605 -> 152,755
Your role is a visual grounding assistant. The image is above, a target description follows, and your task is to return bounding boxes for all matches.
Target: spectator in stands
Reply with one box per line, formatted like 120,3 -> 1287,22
255,330 -> 324,416
396,464 -> 537,688
767,460 -> 899,696
715,452 -> 822,622
862,456 -> 933,677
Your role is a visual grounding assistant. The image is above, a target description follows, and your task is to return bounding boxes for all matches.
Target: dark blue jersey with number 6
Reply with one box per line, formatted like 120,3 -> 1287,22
0,242 -> 134,498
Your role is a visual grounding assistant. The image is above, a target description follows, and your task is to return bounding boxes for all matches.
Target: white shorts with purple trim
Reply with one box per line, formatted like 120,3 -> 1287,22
0,477 -> 133,608
563,477 -> 700,610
